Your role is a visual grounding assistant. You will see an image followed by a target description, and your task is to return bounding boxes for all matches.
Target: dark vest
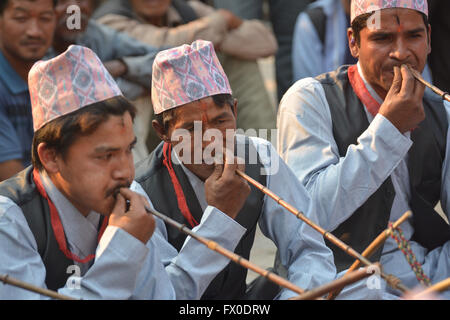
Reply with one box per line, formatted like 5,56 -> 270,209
135,139 -> 267,299
316,65 -> 450,272
0,167 -> 74,291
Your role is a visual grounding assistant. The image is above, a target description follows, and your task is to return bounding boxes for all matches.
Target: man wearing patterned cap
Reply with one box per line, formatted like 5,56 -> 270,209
0,45 -> 246,299
278,0 -> 450,298
134,39 -> 348,300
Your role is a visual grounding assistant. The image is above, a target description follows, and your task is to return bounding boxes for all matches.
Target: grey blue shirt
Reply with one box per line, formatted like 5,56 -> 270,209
0,50 -> 33,166
278,62 -> 450,298
0,170 -> 246,299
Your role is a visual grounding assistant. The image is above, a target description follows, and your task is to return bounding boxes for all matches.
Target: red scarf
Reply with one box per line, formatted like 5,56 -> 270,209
348,64 -> 381,117
162,143 -> 199,228
33,169 -> 109,264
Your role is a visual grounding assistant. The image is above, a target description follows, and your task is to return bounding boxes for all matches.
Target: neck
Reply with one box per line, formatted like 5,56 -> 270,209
52,37 -> 75,55
357,63 -> 388,100
373,86 -> 388,101
0,47 -> 35,82
141,13 -> 166,26
47,172 -> 91,217
183,163 -> 214,182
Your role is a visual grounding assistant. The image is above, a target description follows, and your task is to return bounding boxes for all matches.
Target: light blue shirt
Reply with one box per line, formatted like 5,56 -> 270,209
292,0 -> 349,82
172,134 -> 339,300
0,171 -> 246,299
277,64 -> 450,298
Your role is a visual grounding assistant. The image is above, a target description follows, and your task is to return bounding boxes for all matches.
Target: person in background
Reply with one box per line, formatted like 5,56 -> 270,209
212,0 -> 315,104
292,0 -> 355,82
0,0 -> 56,181
93,0 -> 278,152
52,0 -> 161,162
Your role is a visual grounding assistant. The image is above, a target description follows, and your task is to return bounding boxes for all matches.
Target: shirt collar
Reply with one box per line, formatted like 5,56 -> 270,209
356,61 -> 384,105
0,50 -> 29,95
39,171 -> 101,258
172,147 -> 209,212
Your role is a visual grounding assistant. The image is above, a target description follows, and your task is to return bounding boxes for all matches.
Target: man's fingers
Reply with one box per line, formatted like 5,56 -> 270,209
399,64 -> 415,95
210,162 -> 224,180
413,75 -> 426,101
222,152 -> 239,180
119,188 -> 145,212
388,66 -> 402,95
112,193 -> 126,215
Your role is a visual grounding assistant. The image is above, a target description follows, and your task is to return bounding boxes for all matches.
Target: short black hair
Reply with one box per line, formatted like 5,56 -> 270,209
32,95 -> 136,171
0,0 -> 58,14
154,93 -> 235,134
351,11 -> 430,46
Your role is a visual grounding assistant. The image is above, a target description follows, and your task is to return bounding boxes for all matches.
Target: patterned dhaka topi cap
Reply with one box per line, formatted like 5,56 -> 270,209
151,40 -> 232,115
351,0 -> 428,23
29,45 -> 123,131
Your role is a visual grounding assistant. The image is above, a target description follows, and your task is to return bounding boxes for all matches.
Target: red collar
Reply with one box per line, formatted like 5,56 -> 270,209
33,169 -> 109,264
348,65 -> 382,117
162,143 -> 199,228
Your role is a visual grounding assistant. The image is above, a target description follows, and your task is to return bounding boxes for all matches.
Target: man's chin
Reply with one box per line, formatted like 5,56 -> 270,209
17,48 -> 48,62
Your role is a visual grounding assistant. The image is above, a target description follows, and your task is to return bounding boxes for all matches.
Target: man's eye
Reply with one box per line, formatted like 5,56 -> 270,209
127,145 -> 135,153
98,154 -> 112,161
373,36 -> 389,41
409,33 -> 422,39
14,16 -> 27,22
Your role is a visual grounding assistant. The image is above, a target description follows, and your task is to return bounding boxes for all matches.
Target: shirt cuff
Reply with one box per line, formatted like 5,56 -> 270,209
368,113 -> 413,155
190,206 -> 247,250
96,225 -> 149,262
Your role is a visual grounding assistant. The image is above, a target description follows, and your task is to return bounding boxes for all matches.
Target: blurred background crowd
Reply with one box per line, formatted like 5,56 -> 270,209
0,0 -> 448,182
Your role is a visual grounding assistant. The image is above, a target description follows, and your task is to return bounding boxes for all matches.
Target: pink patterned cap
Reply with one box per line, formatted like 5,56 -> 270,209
151,40 -> 232,115
351,0 -> 428,23
29,45 -> 123,131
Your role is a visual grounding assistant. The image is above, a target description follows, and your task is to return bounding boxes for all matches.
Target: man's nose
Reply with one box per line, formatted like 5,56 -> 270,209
25,18 -> 44,38
111,154 -> 133,181
389,37 -> 411,62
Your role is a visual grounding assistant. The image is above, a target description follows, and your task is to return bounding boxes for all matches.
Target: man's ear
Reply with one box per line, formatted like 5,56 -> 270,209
152,119 -> 171,142
348,28 -> 359,59
232,98 -> 238,117
37,143 -> 60,174
427,24 -> 432,55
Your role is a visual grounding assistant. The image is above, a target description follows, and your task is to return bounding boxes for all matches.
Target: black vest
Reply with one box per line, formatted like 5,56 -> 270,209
316,65 -> 450,272
0,167 -> 74,291
135,139 -> 267,299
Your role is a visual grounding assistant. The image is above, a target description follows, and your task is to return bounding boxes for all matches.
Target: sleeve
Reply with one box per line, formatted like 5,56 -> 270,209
189,0 -> 277,59
0,196 -> 157,300
0,108 -> 23,163
249,137 -> 337,300
95,12 -> 228,49
218,20 -> 278,60
291,12 -> 324,82
439,100 -> 450,222
131,181 -> 247,300
105,25 -> 159,88
276,79 -> 413,231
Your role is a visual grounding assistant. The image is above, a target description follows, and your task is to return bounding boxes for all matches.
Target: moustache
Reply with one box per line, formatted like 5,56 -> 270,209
19,38 -> 46,46
383,63 -> 415,73
105,182 -> 132,199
